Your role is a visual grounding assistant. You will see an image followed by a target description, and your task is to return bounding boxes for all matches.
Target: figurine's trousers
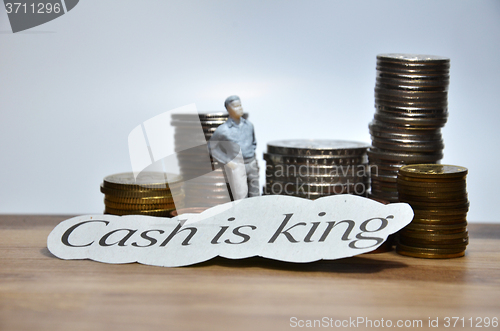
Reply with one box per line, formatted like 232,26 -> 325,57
225,159 -> 260,200
245,159 -> 260,197
226,162 -> 247,200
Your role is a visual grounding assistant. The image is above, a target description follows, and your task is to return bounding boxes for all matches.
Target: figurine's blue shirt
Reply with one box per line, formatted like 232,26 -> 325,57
209,117 -> 257,164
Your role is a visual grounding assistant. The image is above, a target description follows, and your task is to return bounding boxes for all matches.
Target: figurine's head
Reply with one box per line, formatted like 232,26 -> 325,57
224,95 -> 243,121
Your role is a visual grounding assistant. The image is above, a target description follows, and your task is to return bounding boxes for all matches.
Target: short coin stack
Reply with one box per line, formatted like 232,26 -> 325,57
101,172 -> 184,217
396,164 -> 469,258
368,53 -> 450,203
263,140 -> 370,199
171,112 -> 248,207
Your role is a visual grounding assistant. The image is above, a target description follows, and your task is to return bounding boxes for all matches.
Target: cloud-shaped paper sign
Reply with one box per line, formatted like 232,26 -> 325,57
47,195 -> 413,267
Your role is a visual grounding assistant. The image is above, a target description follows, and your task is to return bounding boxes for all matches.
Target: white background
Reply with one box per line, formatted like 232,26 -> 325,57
0,0 -> 499,222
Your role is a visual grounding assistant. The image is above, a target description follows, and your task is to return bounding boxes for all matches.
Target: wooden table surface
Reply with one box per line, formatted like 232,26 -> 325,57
1,215 -> 499,331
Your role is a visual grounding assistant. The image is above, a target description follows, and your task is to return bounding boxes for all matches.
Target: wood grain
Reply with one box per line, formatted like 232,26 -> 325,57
1,215 -> 499,330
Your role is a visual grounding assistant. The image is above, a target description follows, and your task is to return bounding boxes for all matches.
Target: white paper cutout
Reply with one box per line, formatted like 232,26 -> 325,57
47,195 -> 413,267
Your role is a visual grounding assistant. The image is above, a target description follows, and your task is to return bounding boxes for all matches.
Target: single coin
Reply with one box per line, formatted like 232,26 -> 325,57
266,163 -> 369,177
369,120 -> 442,133
375,61 -> 450,72
377,74 -> 449,83
396,243 -> 465,255
397,180 -> 466,191
412,205 -> 469,215
103,172 -> 183,190
371,167 -> 399,176
375,104 -> 448,114
373,113 -> 448,127
367,192 -> 398,203
185,193 -> 231,200
374,97 -> 448,109
377,53 -> 450,64
371,135 -> 444,145
368,189 -> 399,199
368,149 -> 443,163
376,73 -> 449,83
264,153 -> 367,166
370,129 -> 443,142
376,62 -> 450,72
376,82 -> 448,92
266,190 -> 367,199
370,191 -> 399,200
399,164 -> 468,179
370,185 -> 397,195
399,199 -> 469,210
405,221 -> 468,231
375,108 -> 448,119
104,199 -> 177,210
397,179 -> 466,190
265,173 -> 367,185
376,61 -> 450,71
370,178 -> 398,188
266,139 -> 369,157
398,192 -> 467,202
171,112 -> 227,119
371,171 -> 398,181
104,206 -> 178,216
100,185 -> 183,198
375,87 -> 448,99
400,229 -> 468,239
399,236 -> 469,249
397,174 -> 465,183
104,194 -> 180,204
410,217 -> 467,225
376,70 -> 450,79
398,240 -> 468,251
396,249 -> 465,259
402,225 -> 467,235
376,65 -> 450,75
171,120 -> 227,127
371,140 -> 444,153
399,234 -> 468,246
265,181 -> 367,194
376,81 -> 449,90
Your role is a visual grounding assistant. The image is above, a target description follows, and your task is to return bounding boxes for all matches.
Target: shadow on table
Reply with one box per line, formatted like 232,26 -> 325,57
191,255 -> 407,274
40,245 -> 406,274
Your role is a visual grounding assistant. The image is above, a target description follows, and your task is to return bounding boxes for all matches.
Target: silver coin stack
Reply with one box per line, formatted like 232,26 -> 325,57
368,54 -> 450,203
263,140 -> 370,199
171,112 -> 248,207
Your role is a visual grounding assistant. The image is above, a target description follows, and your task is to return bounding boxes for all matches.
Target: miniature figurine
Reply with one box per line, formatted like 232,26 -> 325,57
209,95 -> 260,199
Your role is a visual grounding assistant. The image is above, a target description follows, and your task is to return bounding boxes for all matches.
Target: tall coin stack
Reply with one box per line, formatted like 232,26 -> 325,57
101,172 -> 184,217
368,54 -> 450,203
171,112 -> 248,207
396,164 -> 469,258
264,140 -> 370,199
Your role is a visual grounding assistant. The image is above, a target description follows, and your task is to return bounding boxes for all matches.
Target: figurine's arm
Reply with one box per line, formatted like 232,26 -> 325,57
252,128 -> 257,154
209,140 -> 239,170
208,128 -> 240,169
208,139 -> 231,165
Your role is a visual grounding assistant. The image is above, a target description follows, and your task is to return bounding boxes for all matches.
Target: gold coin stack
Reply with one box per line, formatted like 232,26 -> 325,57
100,172 -> 184,217
396,164 -> 469,258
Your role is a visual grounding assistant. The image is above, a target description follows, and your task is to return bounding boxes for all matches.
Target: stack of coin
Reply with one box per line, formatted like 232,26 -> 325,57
171,112 -> 248,207
396,164 -> 469,258
263,140 -> 370,199
101,172 -> 184,217
368,54 -> 450,203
